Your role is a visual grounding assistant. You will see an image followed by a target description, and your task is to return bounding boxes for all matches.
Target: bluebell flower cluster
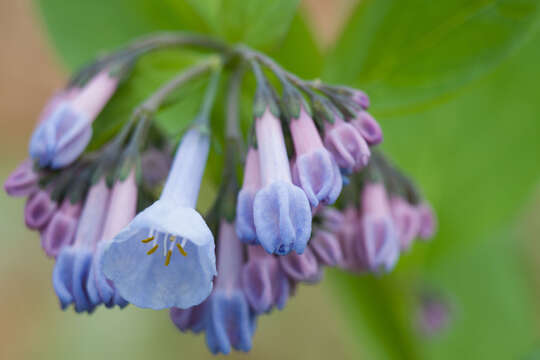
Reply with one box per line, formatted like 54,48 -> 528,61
4,33 -> 436,355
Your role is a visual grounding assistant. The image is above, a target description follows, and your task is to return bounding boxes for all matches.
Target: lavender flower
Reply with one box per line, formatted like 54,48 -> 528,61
253,109 -> 311,255
356,183 -> 399,273
4,159 -> 38,197
351,111 -> 383,146
87,170 -> 137,308
170,303 -> 207,333
280,246 -> 322,283
417,203 -> 437,240
204,221 -> 256,354
390,196 -> 420,251
236,147 -> 261,244
102,128 -> 216,310
29,70 -> 118,169
241,245 -> 290,314
310,229 -> 344,267
24,189 -> 57,230
351,90 -> 370,110
40,200 -> 81,258
324,117 -> 371,173
52,179 -> 110,312
290,107 -> 342,208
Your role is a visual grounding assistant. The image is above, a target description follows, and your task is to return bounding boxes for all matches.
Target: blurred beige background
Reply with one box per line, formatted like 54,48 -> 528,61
0,1 -> 365,359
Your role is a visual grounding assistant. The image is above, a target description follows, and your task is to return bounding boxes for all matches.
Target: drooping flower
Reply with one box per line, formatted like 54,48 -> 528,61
204,221 -> 256,355
324,116 -> 371,173
170,302 -> 207,333
40,200 -> 82,258
87,169 -> 137,308
241,245 -> 290,314
351,90 -> 370,110
52,179 -> 110,312
29,70 -> 119,169
356,182 -> 399,273
253,109 -> 312,255
351,111 -> 383,146
4,159 -> 38,197
279,246 -> 322,284
24,189 -> 57,230
310,229 -> 344,267
102,128 -> 216,310
290,107 -> 342,208
390,196 -> 420,251
236,147 -> 261,244
417,203 -> 437,240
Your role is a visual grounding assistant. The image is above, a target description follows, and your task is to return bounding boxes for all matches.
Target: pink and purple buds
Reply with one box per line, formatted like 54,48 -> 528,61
324,117 -> 370,173
241,245 -> 290,314
290,107 -> 342,208
417,203 -> 437,240
40,200 -> 81,258
24,189 -> 57,230
53,179 -> 110,313
351,90 -> 370,110
390,196 -> 420,251
4,159 -> 38,197
29,70 -> 119,169
279,247 -> 322,284
87,170 -> 137,309
170,303 -> 207,333
310,229 -> 344,267
356,183 -> 399,273
253,109 -> 312,255
236,148 -> 261,244
205,221 -> 256,355
351,111 -> 383,146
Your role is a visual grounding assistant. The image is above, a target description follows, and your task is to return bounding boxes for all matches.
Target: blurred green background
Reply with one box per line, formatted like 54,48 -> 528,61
2,0 -> 540,359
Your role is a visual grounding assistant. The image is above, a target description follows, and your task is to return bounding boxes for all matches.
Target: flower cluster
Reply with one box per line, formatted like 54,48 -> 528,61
4,33 -> 436,355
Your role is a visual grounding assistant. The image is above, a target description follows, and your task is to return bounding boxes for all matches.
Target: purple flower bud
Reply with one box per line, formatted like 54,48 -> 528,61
351,111 -> 383,146
40,200 -> 81,258
205,221 -> 256,355
279,246 -> 322,283
310,229 -> 343,267
241,245 -> 290,314
253,109 -> 311,255
324,118 -> 370,172
140,148 -> 172,187
24,190 -> 57,230
4,159 -> 38,197
351,90 -> 370,110
356,183 -> 399,273
29,71 -> 118,169
416,293 -> 451,336
236,148 -> 261,244
53,179 -> 110,313
417,203 -> 437,240
87,170 -> 137,308
290,108 -> 342,207
390,196 -> 420,252
320,207 -> 346,234
334,207 -> 365,272
170,303 -> 207,333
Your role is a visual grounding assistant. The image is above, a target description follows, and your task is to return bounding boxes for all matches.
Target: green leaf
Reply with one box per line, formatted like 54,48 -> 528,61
324,0 -> 540,115
217,0 -> 301,48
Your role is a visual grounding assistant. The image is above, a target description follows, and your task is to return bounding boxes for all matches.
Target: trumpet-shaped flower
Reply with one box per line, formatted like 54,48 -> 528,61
310,229 -> 344,267
279,246 -> 322,283
390,196 -> 420,251
24,190 -> 57,230
290,107 -> 342,208
53,179 -> 110,312
29,70 -> 118,169
40,200 -> 81,257
102,128 -> 216,310
253,109 -> 311,255
205,221 -> 256,355
241,245 -> 290,314
236,148 -> 261,244
351,111 -> 383,146
356,183 -> 399,273
87,170 -> 137,308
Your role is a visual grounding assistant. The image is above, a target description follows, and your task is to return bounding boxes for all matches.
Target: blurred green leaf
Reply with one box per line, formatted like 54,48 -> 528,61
324,0 -> 540,115
217,0 -> 301,48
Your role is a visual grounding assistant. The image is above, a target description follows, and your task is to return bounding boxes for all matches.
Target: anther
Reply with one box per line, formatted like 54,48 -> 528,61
177,243 -> 187,257
147,244 -> 159,255
141,236 -> 155,243
165,250 -> 172,266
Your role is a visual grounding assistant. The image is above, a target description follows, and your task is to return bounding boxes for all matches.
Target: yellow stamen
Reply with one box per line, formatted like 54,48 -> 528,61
141,236 -> 155,243
165,250 -> 172,266
177,243 -> 187,257
147,244 -> 159,255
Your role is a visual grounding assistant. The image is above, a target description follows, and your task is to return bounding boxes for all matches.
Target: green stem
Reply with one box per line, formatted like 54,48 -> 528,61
226,64 -> 245,141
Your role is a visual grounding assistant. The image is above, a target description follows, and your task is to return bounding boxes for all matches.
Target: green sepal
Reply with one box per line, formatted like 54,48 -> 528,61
311,95 -> 336,126
281,82 -> 303,121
